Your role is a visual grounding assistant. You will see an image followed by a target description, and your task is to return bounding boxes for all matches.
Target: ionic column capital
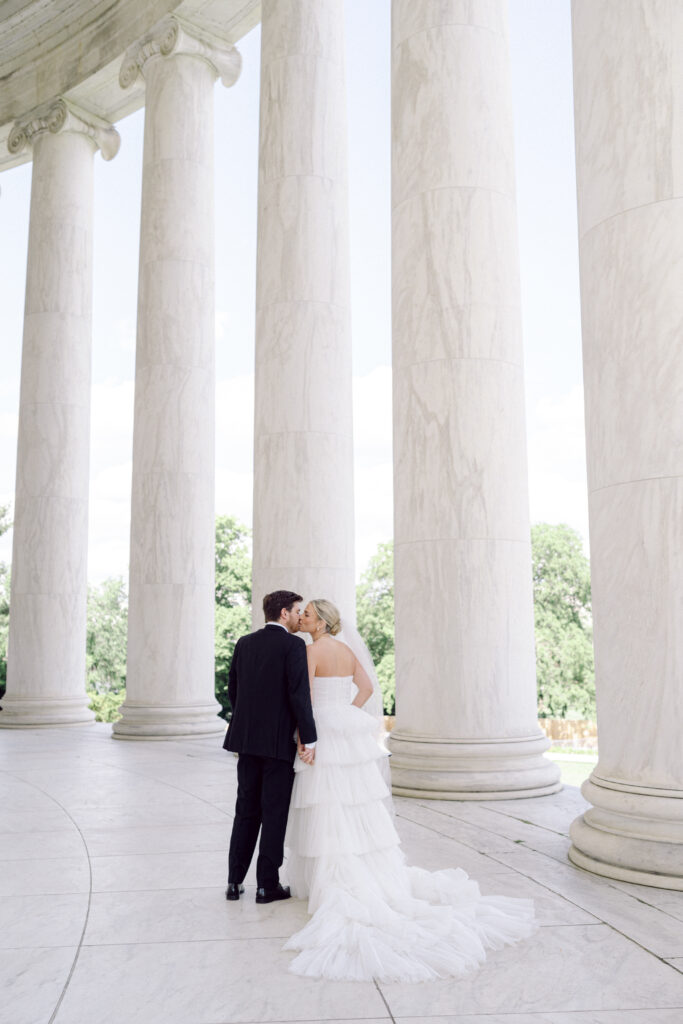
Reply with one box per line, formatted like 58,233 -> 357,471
7,98 -> 120,160
119,14 -> 242,90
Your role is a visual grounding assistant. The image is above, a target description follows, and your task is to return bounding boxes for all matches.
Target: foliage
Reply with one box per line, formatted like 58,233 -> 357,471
86,577 -> 128,694
0,567 -> 9,699
0,510 -> 256,719
216,514 -> 252,608
355,526 -> 595,721
215,603 -> 252,717
0,507 -> 596,726
84,576 -> 128,722
532,522 -> 592,628
0,504 -> 10,538
88,688 -> 125,722
376,650 -> 395,716
215,515 -> 252,717
0,504 -> 11,699
356,542 -> 395,714
531,523 -> 595,719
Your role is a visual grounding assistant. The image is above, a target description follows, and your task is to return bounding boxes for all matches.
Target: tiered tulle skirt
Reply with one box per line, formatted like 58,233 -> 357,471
283,702 -> 537,982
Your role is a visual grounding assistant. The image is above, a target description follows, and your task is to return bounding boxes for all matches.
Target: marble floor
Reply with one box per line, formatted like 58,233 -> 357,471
1,725 -> 682,1024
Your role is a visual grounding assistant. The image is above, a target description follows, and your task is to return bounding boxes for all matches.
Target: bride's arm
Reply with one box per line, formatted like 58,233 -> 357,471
351,657 -> 374,708
297,646 -> 317,764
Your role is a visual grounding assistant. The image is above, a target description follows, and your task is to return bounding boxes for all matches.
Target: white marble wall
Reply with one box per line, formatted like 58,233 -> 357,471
388,0 -> 560,797
1,102 -> 119,727
113,19 -> 240,739
251,0 -> 355,622
569,0 -> 683,887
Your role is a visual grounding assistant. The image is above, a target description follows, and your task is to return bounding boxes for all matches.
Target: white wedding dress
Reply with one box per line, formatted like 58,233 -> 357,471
283,672 -> 537,983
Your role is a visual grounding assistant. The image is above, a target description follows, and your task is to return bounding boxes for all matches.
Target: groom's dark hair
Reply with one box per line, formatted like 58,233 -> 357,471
263,590 -> 303,622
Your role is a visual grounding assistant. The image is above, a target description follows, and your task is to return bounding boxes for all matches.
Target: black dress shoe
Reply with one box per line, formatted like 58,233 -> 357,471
255,883 -> 291,904
225,883 -> 245,901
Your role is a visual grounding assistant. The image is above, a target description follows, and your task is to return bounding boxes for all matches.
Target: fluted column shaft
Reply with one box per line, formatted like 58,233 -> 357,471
568,0 -> 683,888
387,1 -> 560,798
1,101 -> 119,728
113,17 -> 240,739
252,0 -> 355,620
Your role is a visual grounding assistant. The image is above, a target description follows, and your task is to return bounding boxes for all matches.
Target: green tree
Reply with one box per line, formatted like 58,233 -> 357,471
88,688 -> 127,724
86,577 -> 128,692
531,523 -> 595,719
376,650 -> 395,716
86,576 -> 128,722
0,504 -> 12,699
215,515 -> 252,718
355,527 -> 595,722
356,541 -> 395,714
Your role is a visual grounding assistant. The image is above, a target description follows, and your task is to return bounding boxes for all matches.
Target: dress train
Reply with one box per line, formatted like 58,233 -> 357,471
283,677 -> 536,982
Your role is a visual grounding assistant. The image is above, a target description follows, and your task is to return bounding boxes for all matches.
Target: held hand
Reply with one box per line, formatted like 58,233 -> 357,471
299,745 -> 315,765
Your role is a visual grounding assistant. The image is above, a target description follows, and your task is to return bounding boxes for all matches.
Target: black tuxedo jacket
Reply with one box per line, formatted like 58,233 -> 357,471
223,624 -> 317,761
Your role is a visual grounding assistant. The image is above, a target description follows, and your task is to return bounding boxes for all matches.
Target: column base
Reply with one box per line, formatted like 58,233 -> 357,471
0,694 -> 95,728
387,729 -> 562,800
568,774 -> 683,890
112,700 -> 225,740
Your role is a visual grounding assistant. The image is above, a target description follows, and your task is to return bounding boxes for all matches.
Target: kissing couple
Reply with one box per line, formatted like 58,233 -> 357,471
223,590 -> 537,983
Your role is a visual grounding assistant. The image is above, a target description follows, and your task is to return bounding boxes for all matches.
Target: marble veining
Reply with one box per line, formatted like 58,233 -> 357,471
392,18 -> 515,208
571,0 -> 683,887
115,21 -> 240,739
2,726 -> 683,1023
381,924 -> 683,1016
579,201 -> 683,494
252,0 -> 355,621
392,187 -> 523,369
392,1 -> 508,44
2,117 -> 111,727
572,0 -> 683,237
389,0 -> 555,797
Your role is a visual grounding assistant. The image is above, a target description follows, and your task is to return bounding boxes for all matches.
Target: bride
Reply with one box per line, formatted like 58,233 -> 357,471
283,597 -> 537,983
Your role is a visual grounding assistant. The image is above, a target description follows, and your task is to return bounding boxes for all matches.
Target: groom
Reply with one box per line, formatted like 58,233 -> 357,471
223,590 -> 317,903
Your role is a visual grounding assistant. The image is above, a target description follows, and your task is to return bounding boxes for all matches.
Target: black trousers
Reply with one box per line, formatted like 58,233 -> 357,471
227,753 -> 295,890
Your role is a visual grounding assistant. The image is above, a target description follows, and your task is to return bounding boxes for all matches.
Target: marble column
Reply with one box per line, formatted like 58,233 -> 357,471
0,100 -> 119,728
568,0 -> 683,888
113,17 -> 241,739
388,1 -> 560,798
251,0 -> 355,622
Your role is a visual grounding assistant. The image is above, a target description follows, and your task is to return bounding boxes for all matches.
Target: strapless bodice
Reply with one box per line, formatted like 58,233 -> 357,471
312,675 -> 353,708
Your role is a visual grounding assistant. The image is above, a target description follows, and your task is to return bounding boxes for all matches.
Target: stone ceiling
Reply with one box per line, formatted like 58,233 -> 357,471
0,0 -> 261,171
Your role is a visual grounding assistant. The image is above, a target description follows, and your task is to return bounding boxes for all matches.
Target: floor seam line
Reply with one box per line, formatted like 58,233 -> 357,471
373,977 -> 397,1022
77,935 -> 298,947
394,810 -> 654,937
83,756 -> 236,820
478,846 -> 683,966
411,798 -> 571,844
4,771 -> 94,1024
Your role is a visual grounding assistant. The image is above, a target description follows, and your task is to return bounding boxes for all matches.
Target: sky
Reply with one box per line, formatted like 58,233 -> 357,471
0,0 -> 588,584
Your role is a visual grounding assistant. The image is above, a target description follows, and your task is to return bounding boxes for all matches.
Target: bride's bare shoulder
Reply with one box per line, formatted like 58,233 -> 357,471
330,636 -> 353,655
318,636 -> 355,674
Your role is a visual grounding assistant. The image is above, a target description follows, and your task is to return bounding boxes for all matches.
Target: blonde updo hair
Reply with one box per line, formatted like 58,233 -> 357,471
309,598 -> 342,636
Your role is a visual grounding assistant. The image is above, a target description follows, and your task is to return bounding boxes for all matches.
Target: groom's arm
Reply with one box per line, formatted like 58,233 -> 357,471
227,638 -> 241,713
286,640 -> 317,747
